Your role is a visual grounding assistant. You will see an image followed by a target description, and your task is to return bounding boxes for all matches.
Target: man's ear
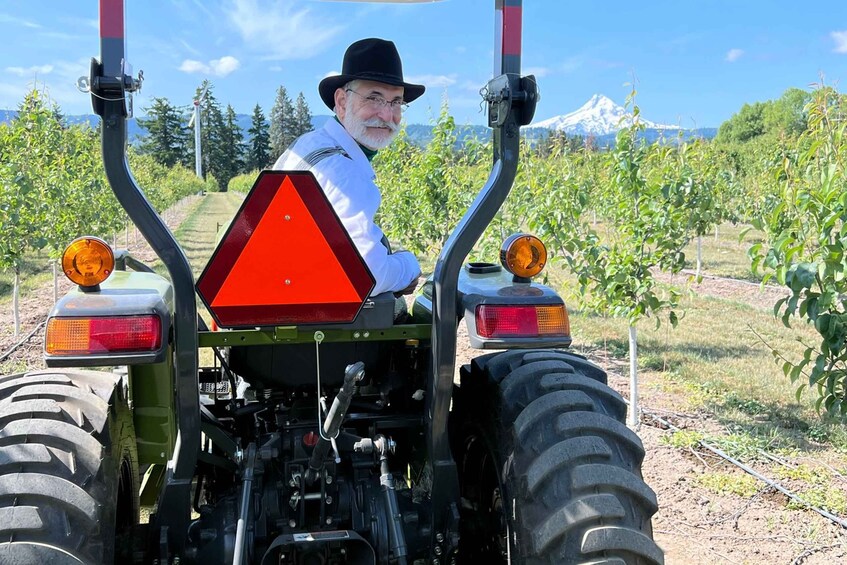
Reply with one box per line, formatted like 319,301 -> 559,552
334,88 -> 347,120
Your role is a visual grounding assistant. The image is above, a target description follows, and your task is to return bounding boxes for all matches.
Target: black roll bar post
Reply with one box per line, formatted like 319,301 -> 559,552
93,0 -> 200,557
426,0 -> 537,559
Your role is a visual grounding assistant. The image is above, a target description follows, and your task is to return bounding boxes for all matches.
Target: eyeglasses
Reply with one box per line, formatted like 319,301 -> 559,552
345,89 -> 408,112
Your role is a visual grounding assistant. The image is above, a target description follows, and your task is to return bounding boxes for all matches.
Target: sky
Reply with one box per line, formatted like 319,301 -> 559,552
1,0 -> 846,129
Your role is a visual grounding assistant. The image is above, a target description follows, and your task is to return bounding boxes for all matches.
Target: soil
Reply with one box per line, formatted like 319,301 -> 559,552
3,207 -> 846,564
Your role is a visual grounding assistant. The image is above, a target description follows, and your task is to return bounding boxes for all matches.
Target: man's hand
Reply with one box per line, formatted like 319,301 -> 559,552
394,273 -> 421,297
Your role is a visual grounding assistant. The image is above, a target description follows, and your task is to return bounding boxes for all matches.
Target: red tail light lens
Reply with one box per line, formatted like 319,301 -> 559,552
46,315 -> 162,355
475,305 -> 569,339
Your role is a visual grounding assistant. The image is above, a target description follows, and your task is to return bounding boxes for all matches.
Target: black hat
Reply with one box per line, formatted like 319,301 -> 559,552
319,38 -> 425,110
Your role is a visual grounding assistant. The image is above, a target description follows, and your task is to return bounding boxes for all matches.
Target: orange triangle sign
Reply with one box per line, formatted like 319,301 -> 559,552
196,171 -> 375,327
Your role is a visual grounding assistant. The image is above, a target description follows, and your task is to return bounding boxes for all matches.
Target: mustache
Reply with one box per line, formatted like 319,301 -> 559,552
361,118 -> 399,132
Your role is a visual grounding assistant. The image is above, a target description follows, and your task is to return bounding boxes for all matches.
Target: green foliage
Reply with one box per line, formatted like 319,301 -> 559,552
695,471 -> 761,498
0,89 -> 124,271
677,139 -> 736,236
535,129 -> 587,157
128,151 -> 213,208
763,88 -> 811,137
377,103 -> 487,258
216,104 -> 245,190
786,486 -> 847,514
717,88 -> 812,145
529,97 -> 693,327
228,170 -> 260,194
269,85 -> 296,162
661,430 -> 705,449
0,86 -> 207,287
137,97 -> 191,168
717,101 -> 766,143
246,104 -> 271,171
748,85 -> 847,418
773,463 -> 830,486
293,92 -> 313,139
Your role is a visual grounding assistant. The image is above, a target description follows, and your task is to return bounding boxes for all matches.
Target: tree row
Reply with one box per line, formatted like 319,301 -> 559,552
138,81 -> 313,190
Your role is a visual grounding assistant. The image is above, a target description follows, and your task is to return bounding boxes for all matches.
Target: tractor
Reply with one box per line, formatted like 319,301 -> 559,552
0,0 -> 663,563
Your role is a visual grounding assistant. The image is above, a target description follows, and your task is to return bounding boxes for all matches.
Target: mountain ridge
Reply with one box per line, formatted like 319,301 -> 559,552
529,94 -> 681,136
1,94 -> 715,147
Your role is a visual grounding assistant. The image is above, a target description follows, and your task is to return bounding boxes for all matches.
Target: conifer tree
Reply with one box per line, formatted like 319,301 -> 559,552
247,103 -> 271,170
138,97 -> 189,168
215,104 -> 245,190
293,92 -> 313,138
187,80 -> 224,181
269,85 -> 295,161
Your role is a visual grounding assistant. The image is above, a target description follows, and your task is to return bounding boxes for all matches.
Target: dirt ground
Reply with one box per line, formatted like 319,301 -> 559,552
3,215 -> 847,564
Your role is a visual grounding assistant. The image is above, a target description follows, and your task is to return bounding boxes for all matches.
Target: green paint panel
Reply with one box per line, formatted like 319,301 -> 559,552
130,347 -> 176,465
198,324 -> 431,347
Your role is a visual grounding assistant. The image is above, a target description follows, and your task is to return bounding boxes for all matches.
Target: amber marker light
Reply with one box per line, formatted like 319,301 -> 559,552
500,233 -> 547,279
61,237 -> 114,288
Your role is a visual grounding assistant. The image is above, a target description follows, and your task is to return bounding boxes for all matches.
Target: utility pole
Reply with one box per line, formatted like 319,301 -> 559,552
188,83 -> 209,179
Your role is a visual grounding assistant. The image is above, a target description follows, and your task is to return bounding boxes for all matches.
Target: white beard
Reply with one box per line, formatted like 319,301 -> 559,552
341,98 -> 399,150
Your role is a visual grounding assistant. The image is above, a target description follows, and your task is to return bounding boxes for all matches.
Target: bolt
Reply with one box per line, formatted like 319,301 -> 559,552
325,474 -> 333,484
289,519 -> 296,528
326,517 -> 333,525
363,331 -> 370,338
285,279 -> 291,285
325,495 -> 333,505
434,546 -> 443,556
432,559 -> 440,565
435,532 -> 445,543
284,215 -> 291,221
353,332 -> 361,338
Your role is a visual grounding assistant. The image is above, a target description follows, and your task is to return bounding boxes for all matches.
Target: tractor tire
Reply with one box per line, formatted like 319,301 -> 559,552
453,350 -> 663,565
0,369 -> 139,564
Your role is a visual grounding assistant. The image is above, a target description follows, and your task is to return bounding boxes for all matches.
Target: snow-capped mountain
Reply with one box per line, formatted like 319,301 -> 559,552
530,94 -> 679,136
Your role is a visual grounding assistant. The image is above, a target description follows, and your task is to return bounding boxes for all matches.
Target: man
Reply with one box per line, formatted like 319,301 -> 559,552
272,38 -> 423,298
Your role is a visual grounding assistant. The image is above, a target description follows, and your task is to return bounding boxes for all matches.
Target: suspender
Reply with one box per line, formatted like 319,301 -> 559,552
295,145 -> 350,170
292,142 -> 390,252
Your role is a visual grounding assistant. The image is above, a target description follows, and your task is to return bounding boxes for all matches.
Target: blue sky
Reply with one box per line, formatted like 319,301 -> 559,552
1,0 -> 846,128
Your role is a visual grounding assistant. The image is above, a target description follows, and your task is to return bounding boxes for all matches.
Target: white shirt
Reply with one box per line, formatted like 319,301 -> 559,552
272,119 -> 420,297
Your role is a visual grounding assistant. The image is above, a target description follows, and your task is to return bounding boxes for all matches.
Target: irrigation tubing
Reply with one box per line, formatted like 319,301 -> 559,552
638,406 -> 847,530
0,321 -> 46,363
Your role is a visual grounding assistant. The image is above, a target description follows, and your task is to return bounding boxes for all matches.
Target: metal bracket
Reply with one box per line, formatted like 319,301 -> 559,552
484,73 -> 539,128
88,56 -> 143,118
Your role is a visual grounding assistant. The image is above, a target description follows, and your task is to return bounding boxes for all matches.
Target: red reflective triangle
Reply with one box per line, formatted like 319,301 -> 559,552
213,175 -> 360,306
196,171 -> 374,327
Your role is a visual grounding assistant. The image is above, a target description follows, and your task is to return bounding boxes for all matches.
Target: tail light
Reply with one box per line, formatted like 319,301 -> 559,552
46,315 -> 162,355
475,304 -> 569,339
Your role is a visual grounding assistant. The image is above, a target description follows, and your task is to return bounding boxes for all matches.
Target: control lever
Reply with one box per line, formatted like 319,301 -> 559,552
306,362 -> 364,483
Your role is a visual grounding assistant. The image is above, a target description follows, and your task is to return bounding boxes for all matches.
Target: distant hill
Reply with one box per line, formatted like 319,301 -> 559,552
523,126 -> 718,148
1,104 -> 715,148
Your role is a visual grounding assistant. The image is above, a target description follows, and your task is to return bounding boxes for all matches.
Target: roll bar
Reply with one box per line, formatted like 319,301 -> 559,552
426,0 -> 537,553
93,0 -> 200,555
91,0 -> 535,559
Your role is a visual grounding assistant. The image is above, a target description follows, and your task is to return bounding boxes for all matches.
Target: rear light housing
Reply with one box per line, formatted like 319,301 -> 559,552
475,304 -> 570,340
46,315 -> 163,356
